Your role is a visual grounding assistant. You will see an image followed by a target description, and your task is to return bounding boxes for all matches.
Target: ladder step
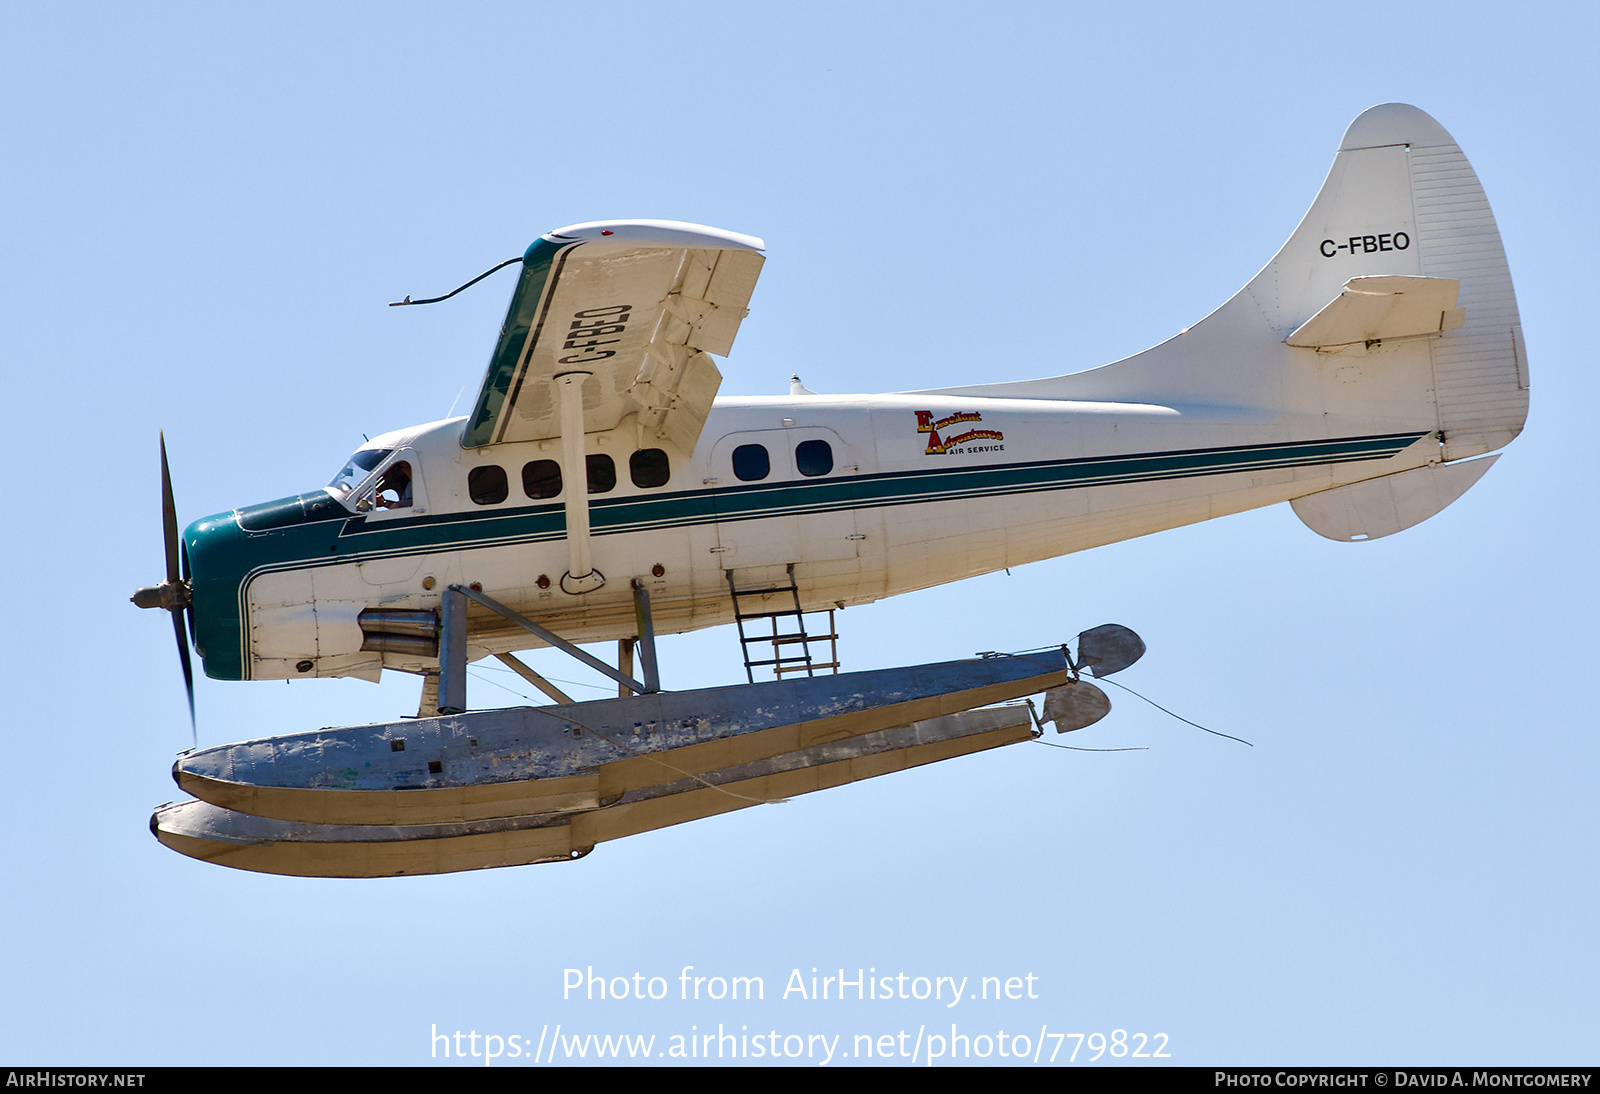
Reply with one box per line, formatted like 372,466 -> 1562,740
730,584 -> 799,598
728,565 -> 837,682
776,663 -> 834,676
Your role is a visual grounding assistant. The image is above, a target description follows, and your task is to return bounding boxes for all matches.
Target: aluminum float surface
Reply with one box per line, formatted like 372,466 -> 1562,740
154,706 -> 1036,876
173,649 -> 1070,825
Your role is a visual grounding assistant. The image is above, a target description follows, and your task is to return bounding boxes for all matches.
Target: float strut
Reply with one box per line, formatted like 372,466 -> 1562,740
438,585 -> 469,714
632,580 -> 661,693
617,639 -> 634,698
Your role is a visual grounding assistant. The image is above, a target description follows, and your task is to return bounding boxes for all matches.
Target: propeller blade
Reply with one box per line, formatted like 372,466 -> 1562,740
160,431 -> 180,585
172,602 -> 196,744
158,432 -> 195,743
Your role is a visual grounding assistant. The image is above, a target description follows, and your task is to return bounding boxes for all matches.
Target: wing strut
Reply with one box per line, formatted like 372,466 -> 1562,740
555,372 -> 605,595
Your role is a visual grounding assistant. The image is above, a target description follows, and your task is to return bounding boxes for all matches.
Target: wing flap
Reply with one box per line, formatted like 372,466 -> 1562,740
463,222 -> 764,450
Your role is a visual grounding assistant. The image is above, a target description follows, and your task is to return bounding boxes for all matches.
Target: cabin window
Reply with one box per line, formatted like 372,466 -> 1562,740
522,460 -> 562,499
795,440 -> 833,477
468,465 -> 508,505
732,444 -> 769,482
587,453 -> 617,494
630,448 -> 671,488
374,461 -> 413,508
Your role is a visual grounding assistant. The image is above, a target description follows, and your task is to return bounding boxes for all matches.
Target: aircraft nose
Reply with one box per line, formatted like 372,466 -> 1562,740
182,512 -> 241,599
179,509 -> 248,677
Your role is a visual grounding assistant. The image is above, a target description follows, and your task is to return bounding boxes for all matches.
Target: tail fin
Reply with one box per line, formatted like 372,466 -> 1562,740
1281,104 -> 1528,460
925,104 -> 1528,461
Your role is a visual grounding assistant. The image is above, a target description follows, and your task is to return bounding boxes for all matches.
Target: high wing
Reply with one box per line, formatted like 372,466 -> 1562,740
461,221 -> 765,453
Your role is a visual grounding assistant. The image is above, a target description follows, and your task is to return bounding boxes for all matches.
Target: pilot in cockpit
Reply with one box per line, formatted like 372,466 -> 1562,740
374,461 -> 413,509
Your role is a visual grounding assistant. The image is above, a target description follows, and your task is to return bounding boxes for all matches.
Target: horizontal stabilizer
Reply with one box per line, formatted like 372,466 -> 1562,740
1287,275 -> 1463,353
1290,455 -> 1499,542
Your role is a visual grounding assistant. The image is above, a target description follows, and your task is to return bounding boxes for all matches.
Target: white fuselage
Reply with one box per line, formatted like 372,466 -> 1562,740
233,390 -> 1431,683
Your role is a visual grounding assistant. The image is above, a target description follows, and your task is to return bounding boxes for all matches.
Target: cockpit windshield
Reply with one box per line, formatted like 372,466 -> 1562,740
327,448 -> 392,499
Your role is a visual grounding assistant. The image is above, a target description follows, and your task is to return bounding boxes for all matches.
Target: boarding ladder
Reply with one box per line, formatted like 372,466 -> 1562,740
727,564 -> 840,683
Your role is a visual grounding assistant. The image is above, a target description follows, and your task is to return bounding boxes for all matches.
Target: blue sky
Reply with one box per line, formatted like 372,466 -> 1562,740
3,1 -> 1595,1066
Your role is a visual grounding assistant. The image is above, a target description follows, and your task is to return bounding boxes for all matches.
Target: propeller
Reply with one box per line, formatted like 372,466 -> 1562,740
131,432 -> 196,742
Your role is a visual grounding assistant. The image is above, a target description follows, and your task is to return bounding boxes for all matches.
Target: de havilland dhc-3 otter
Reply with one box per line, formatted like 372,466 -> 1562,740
138,104 -> 1528,877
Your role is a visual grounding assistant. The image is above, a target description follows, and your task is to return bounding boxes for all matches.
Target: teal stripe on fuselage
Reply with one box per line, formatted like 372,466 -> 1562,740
330,430 -> 1428,562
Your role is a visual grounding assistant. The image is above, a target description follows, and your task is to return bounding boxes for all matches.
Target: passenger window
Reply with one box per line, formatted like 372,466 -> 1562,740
374,461 -> 413,508
732,444 -> 769,482
796,440 -> 833,477
468,465 -> 508,505
630,448 -> 671,488
587,454 -> 616,494
522,460 -> 562,499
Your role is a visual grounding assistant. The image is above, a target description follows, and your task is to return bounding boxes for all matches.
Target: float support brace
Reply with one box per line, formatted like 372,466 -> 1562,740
450,585 -> 652,695
494,652 -> 575,705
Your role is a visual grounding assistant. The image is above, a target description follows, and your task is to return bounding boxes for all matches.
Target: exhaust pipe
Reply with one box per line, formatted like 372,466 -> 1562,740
359,609 -> 440,657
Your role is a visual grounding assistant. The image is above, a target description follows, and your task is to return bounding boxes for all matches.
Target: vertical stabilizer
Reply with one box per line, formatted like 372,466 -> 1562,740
919,105 -> 1528,462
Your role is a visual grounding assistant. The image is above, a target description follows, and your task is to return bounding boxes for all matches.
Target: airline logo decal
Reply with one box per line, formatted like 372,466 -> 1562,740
916,410 -> 1004,456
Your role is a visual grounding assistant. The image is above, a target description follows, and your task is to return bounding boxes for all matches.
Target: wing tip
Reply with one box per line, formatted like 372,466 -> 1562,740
541,219 -> 765,253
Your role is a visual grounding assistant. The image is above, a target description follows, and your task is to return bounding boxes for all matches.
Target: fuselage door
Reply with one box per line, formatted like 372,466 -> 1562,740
708,427 -> 867,571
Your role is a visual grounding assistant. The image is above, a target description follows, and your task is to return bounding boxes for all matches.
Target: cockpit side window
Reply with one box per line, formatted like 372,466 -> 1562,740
373,461 -> 413,509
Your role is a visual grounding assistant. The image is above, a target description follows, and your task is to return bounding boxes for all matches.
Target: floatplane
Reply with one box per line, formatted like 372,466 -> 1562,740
139,104 -> 1527,876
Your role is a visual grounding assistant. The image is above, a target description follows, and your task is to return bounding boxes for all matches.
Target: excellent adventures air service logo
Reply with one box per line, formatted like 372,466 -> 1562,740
915,410 -> 1004,456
